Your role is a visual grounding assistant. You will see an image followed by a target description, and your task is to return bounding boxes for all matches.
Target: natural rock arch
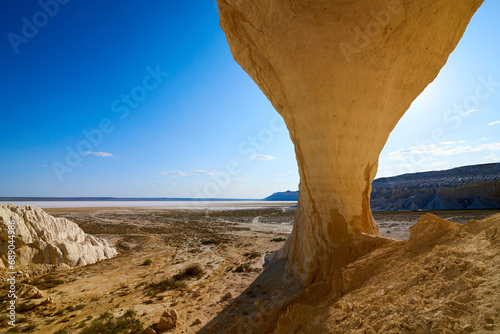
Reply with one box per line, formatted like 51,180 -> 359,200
217,0 -> 484,285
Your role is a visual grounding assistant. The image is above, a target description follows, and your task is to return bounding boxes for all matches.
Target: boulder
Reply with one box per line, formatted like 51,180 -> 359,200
156,308 -> 178,332
17,284 -> 44,299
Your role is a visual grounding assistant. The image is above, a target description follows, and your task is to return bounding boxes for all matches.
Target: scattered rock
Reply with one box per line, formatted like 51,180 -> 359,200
191,318 -> 202,326
55,263 -> 71,271
41,296 -> 52,304
157,308 -> 178,332
485,312 -> 494,324
19,296 -> 52,312
463,325 -> 474,333
118,241 -> 135,250
17,284 -> 45,299
220,292 -> 232,302
143,328 -> 156,334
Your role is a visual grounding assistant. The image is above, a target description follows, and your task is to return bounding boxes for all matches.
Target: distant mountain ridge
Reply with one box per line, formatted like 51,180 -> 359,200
265,163 -> 500,211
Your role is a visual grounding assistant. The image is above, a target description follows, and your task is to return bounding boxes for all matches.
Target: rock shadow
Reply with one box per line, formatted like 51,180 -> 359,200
198,259 -> 305,333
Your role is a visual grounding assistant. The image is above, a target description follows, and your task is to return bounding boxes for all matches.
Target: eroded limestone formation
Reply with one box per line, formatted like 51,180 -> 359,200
0,204 -> 117,269
217,0 -> 483,284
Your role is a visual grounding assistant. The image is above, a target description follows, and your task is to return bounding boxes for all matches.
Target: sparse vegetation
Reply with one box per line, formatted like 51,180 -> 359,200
22,323 -> 36,332
80,309 -> 143,334
30,274 -> 65,290
271,237 -> 287,242
201,239 -> 220,245
13,206 -> 298,332
118,289 -> 131,297
53,330 -> 68,334
16,316 -> 27,323
244,251 -> 261,259
149,279 -> 186,292
173,264 -> 205,280
75,304 -> 85,310
234,263 -> 251,273
148,264 -> 204,293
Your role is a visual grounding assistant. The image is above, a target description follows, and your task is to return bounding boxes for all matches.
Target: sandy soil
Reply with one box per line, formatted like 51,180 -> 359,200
0,206 -> 498,333
0,206 -> 293,333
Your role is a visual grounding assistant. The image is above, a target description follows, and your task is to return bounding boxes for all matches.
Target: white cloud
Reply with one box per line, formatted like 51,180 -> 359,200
158,171 -> 185,176
146,181 -> 175,188
396,164 -> 412,168
437,146 -> 483,155
85,151 -> 114,157
273,173 -> 285,176
488,120 -> 500,126
439,141 -> 456,145
252,154 -> 275,160
42,164 -> 47,167
388,155 -> 407,161
478,143 -> 500,151
192,170 -> 219,175
461,109 -> 478,116
387,141 -> 500,161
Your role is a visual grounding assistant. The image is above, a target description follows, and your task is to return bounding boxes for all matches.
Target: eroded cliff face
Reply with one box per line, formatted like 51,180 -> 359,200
217,0 -> 483,285
0,204 -> 117,269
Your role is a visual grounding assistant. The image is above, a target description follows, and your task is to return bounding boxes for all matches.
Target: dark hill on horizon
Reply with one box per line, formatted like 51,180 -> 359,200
265,163 -> 500,211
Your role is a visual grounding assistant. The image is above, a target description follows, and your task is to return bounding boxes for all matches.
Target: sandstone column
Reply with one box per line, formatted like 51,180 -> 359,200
217,0 -> 483,285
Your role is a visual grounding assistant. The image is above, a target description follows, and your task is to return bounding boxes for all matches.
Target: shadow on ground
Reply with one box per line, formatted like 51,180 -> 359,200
198,259 -> 306,333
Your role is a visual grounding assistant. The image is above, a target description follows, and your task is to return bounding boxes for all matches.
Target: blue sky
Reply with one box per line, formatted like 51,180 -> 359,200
0,1 -> 498,199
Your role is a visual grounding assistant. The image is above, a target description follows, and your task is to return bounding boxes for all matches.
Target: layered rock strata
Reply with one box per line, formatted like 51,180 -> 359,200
266,163 -> 500,210
0,204 -> 117,269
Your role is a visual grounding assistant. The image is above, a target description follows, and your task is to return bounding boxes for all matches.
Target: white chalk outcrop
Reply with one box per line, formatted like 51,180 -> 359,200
0,204 -> 117,269
217,0 -> 484,284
